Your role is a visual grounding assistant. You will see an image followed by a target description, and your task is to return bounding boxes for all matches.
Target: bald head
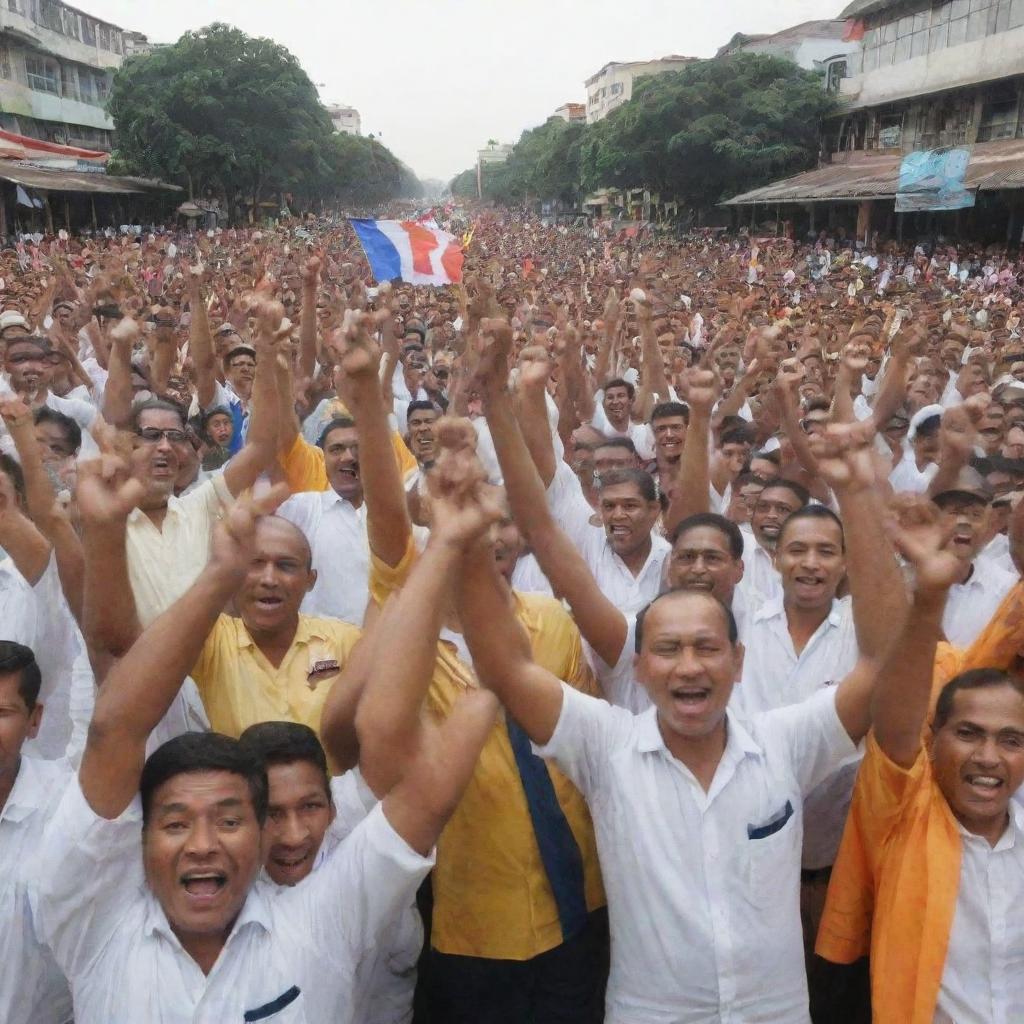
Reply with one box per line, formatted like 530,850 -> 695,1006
256,515 -> 313,571
635,588 -> 737,654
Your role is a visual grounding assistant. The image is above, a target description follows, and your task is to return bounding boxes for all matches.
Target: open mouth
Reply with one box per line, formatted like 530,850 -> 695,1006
964,773 -> 1004,795
181,872 -> 227,901
669,686 -> 711,710
151,456 -> 174,477
609,525 -> 631,540
271,848 -> 313,872
794,574 -> 825,594
255,595 -> 283,610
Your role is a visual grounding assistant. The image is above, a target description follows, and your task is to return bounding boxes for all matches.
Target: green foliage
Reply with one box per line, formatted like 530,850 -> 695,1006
108,23 -> 416,212
449,54 -> 838,211
449,167 -> 478,198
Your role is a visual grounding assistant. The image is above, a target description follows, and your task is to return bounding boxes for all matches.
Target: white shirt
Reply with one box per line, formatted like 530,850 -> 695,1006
935,806 -> 1024,1024
278,490 -> 371,626
737,526 -> 782,604
888,450 -> 938,494
537,684 -> 856,1023
736,595 -> 861,869
510,552 -> 554,597
126,475 -> 233,628
38,779 -> 434,1024
942,556 -> 1017,648
0,755 -> 73,1024
590,401 -> 656,460
547,462 -> 670,614
0,555 -> 37,646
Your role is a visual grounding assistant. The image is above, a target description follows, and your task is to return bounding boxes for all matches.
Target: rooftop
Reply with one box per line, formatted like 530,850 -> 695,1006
716,20 -> 853,57
839,0 -> 906,19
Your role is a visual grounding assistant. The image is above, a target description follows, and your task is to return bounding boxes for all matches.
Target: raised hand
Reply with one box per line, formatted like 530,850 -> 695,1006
75,455 -> 145,529
108,316 -> 141,353
208,482 -> 290,582
809,420 -> 877,492
0,396 -> 32,431
517,345 -> 552,393
775,357 -> 806,394
331,309 -> 382,382
476,317 -> 513,397
300,255 -> 321,290
427,417 -> 503,549
887,494 -> 963,595
841,340 -> 871,375
676,367 -> 720,415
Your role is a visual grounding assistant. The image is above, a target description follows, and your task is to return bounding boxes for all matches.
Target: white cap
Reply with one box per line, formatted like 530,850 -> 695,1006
0,310 -> 28,330
908,403 -> 943,441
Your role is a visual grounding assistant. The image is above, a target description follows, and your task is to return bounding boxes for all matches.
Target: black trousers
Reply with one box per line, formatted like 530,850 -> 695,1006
423,909 -> 609,1024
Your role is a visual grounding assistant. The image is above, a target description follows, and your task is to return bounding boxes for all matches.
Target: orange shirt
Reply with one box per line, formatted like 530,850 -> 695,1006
817,581 -> 1024,1022
278,430 -> 416,494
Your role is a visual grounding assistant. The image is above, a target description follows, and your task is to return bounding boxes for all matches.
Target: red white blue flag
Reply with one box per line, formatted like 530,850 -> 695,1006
350,219 -> 464,286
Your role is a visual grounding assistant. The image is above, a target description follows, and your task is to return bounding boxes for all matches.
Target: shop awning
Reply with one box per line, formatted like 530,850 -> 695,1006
723,139 -> 1024,206
0,161 -> 180,195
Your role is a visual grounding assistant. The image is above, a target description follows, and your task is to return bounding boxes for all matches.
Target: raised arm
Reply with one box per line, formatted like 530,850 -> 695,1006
100,317 -> 139,428
811,420 -> 908,658
298,255 -> 321,382
222,299 -> 285,497
1,399 -> 83,620
355,420 -> 500,799
514,345 -> 557,488
187,264 -> 218,410
0,457 -> 50,585
336,311 -> 410,568
479,320 -> 628,668
664,368 -> 718,535
633,293 -> 670,420
869,497 -> 962,766
80,485 -> 288,818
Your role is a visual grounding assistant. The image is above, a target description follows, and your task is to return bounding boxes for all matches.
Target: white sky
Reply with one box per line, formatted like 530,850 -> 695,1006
85,0 -> 844,183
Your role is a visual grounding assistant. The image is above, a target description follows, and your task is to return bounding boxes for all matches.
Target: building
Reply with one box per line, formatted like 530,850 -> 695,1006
0,1 -> 133,152
326,103 -> 361,136
716,20 -> 860,73
724,0 -> 1024,244
122,31 -> 155,58
552,102 -> 586,124
585,55 -> 699,124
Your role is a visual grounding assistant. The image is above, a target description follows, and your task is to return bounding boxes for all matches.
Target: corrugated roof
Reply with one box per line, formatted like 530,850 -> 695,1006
0,161 -> 180,194
723,139 -> 1024,204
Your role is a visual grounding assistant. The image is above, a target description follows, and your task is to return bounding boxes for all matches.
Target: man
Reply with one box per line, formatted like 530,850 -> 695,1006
403,398 -> 438,493
328,314 -> 606,1024
818,497 -> 1024,1022
37,485 -> 494,1024
932,466 -> 1017,647
278,417 -> 374,625
591,377 -> 654,460
739,479 -> 809,603
457,496 -> 882,1023
1,335 -> 98,439
890,404 -> 942,493
239,722 -> 422,1024
648,399 -> 688,494
0,641 -> 72,1024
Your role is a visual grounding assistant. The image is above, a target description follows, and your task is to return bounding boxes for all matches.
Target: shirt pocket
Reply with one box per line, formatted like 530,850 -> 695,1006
743,801 -> 799,910
243,985 -> 308,1023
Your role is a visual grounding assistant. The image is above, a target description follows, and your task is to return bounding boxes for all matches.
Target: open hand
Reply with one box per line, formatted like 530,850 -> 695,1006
887,494 -> 963,595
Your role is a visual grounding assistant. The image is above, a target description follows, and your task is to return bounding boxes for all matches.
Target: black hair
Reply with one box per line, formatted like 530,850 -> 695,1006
406,399 -> 438,419
317,416 -> 356,449
933,668 -> 1024,729
598,467 -> 657,501
603,377 -> 635,400
914,415 -> 942,440
5,334 -> 51,354
0,452 -> 26,504
760,478 -> 810,508
131,398 -> 187,433
223,345 -> 257,367
33,406 -> 82,454
804,396 -> 832,415
751,449 -> 782,467
650,400 -> 690,425
671,512 -> 744,559
0,640 -> 42,710
720,425 -> 756,449
777,503 -> 846,552
634,589 -> 738,653
140,732 -> 269,827
238,721 -> 331,800
595,436 -> 638,455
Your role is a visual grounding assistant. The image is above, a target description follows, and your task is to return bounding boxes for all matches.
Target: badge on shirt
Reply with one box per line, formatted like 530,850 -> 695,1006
306,643 -> 340,690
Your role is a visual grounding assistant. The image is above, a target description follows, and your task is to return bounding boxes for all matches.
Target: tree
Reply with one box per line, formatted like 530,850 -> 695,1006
107,23 -> 415,219
579,53 -> 837,209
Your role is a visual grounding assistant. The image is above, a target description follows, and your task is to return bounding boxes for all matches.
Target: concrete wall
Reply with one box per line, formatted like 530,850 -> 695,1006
842,23 -> 1024,108
0,7 -> 122,72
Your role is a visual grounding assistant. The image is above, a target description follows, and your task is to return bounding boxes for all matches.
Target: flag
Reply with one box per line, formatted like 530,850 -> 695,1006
350,218 -> 463,286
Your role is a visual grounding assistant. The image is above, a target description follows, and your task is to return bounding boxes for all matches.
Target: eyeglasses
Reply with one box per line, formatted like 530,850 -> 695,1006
136,427 -> 187,444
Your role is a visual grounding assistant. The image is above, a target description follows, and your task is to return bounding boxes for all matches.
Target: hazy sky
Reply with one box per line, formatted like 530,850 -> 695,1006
87,0 -> 845,182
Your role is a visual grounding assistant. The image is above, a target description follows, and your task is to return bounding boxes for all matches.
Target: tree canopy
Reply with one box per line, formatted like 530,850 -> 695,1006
449,53 -> 838,212
107,23 -> 417,217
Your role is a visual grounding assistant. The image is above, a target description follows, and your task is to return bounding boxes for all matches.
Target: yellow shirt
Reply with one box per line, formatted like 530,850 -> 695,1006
279,428 -> 417,494
191,613 -> 362,763
371,538 -> 606,960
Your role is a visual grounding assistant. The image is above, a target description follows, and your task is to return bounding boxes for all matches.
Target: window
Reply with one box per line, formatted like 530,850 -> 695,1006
97,24 -> 108,50
611,82 -> 623,95
929,22 -> 949,49
1011,0 -> 1024,26
895,33 -> 912,61
25,55 -> 58,94
948,13 -> 969,43
977,84 -> 1020,140
966,7 -> 990,37
81,17 -> 96,45
826,60 -> 847,92
911,28 -> 929,56
6,0 -> 19,12
879,40 -> 896,64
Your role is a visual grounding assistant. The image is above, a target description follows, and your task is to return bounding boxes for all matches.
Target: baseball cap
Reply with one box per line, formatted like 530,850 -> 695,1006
932,465 -> 993,506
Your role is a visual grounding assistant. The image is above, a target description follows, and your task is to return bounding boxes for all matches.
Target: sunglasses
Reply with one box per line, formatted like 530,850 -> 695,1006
136,427 -> 187,444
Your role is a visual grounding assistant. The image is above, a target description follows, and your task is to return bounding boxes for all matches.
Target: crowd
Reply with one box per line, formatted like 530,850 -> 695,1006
1,208 -> 1024,1024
